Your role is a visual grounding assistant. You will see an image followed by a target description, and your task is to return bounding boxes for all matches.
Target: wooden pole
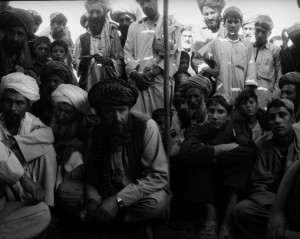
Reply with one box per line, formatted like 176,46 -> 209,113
163,0 -> 170,162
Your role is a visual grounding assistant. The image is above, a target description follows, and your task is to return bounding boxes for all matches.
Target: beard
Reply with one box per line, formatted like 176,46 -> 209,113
186,104 -> 207,125
205,16 -> 222,32
51,26 -> 66,40
3,38 -> 24,56
88,16 -> 106,36
106,121 -> 131,151
50,116 -> 80,141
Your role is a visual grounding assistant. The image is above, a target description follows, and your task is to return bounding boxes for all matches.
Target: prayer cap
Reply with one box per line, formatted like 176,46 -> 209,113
52,84 -> 90,114
50,12 -> 67,24
180,74 -> 213,97
88,78 -> 139,109
40,61 -> 74,85
85,0 -> 111,13
110,1 -> 142,23
196,0 -> 225,14
278,98 -> 295,113
278,72 -> 300,89
223,6 -> 243,21
287,22 -> 300,40
0,8 -> 35,38
0,72 -> 40,102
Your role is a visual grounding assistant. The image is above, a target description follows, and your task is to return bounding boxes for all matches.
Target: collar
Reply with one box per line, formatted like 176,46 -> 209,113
253,41 -> 270,49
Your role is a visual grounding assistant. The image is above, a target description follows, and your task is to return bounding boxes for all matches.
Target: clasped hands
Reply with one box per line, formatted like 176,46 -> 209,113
131,66 -> 162,91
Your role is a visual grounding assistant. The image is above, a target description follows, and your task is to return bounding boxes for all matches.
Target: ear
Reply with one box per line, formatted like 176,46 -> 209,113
292,113 -> 296,124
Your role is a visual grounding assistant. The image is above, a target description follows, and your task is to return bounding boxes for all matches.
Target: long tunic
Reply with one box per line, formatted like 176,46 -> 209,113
124,15 -> 181,117
199,36 -> 257,100
0,112 -> 57,206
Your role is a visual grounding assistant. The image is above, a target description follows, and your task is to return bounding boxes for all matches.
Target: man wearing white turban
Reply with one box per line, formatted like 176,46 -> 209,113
51,84 -> 91,187
0,72 -> 57,238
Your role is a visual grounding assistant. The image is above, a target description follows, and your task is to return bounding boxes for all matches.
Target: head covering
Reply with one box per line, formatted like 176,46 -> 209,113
52,84 -> 90,114
287,22 -> 300,40
242,12 -> 257,27
0,72 -> 40,102
85,0 -> 111,13
50,12 -> 67,25
180,74 -> 213,97
278,72 -> 300,89
278,98 -> 295,113
40,61 -> 74,85
110,1 -> 142,23
196,0 -> 225,14
180,51 -> 190,61
80,12 -> 89,28
0,8 -> 35,38
88,78 -> 138,110
223,6 -> 243,21
27,9 -> 43,25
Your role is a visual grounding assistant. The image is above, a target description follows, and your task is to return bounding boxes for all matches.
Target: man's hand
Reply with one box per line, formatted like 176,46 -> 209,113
93,53 -> 114,67
131,71 -> 154,91
267,211 -> 287,239
78,56 -> 92,70
79,198 -> 99,222
19,173 -> 44,204
94,196 -> 120,225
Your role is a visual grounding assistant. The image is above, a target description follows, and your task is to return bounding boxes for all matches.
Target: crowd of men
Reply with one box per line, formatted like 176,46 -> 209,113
0,0 -> 300,239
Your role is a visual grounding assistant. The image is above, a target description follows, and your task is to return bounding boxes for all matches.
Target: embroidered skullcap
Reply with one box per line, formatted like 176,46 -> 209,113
88,78 -> 138,109
196,0 -> 225,14
223,6 -> 243,21
0,72 -> 40,102
40,61 -> 74,85
110,1 -> 142,22
52,84 -> 90,114
287,22 -> 300,40
277,98 -> 295,113
85,0 -> 111,13
0,8 -> 35,38
180,74 -> 213,97
278,72 -> 300,89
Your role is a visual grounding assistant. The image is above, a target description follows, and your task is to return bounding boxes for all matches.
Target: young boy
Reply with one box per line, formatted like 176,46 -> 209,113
50,39 -> 69,62
33,36 -> 51,77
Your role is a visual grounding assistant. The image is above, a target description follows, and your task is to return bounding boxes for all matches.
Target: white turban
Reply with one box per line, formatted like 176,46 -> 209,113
52,84 -> 90,114
0,72 -> 40,102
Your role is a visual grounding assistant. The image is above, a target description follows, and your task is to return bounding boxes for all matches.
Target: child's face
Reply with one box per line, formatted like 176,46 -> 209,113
51,45 -> 67,62
240,97 -> 259,118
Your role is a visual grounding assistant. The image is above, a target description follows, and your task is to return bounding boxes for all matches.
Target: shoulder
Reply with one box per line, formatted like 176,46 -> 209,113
254,131 -> 273,148
26,112 -> 46,126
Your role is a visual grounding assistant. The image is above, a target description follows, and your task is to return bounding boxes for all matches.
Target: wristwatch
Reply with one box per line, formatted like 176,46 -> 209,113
116,196 -> 125,210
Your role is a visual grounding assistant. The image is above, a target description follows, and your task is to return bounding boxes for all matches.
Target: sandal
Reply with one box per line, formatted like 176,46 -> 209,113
218,224 -> 233,239
196,220 -> 218,239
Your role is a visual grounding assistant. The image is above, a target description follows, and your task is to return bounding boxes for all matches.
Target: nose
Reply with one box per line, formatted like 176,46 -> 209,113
10,102 -> 17,112
281,92 -> 288,99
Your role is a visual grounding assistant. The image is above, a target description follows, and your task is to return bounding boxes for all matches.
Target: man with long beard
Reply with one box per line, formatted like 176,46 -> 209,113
74,0 -> 124,91
57,78 -> 170,228
0,8 -> 37,79
51,84 -> 91,187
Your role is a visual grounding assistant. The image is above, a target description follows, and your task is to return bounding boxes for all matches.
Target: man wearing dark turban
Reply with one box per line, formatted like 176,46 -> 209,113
57,77 -> 171,227
0,8 -> 36,79
279,71 -> 300,121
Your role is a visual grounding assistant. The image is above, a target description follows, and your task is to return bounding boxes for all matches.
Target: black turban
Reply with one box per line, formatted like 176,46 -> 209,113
88,78 -> 139,110
0,8 -> 35,38
40,61 -> 74,85
196,0 -> 226,14
279,72 -> 300,89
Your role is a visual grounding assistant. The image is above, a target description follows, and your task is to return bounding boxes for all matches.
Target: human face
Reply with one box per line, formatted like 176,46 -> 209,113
154,115 -> 165,136
239,97 -> 259,117
99,105 -> 130,132
255,25 -> 270,47
4,27 -> 27,56
88,5 -> 105,20
51,45 -> 67,62
202,6 -> 221,31
208,102 -> 230,130
225,17 -> 242,37
139,0 -> 159,20
2,90 -> 30,124
119,13 -> 135,36
185,88 -> 204,110
178,58 -> 190,72
45,74 -> 65,95
51,22 -> 66,40
243,23 -> 255,39
281,84 -> 298,105
268,106 -> 293,137
54,102 -> 79,123
181,30 -> 192,47
35,42 -> 50,62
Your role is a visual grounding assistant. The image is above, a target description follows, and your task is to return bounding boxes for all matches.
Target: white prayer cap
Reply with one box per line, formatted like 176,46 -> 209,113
0,72 -> 40,102
52,84 -> 90,114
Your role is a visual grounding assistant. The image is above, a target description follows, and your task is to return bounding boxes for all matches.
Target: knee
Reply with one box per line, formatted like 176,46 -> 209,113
233,200 -> 253,223
35,202 -> 51,230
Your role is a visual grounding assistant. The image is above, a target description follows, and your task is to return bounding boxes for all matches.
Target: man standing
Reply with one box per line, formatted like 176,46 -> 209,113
0,72 -> 57,207
0,8 -> 36,79
57,79 -> 170,226
74,0 -> 124,91
124,0 -> 182,117
251,15 -> 282,109
234,98 -> 299,239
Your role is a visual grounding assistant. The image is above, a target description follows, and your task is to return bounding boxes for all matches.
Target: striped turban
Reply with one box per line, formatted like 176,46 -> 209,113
0,8 -> 35,38
40,61 -> 74,85
88,78 -> 139,110
180,74 -> 213,98
52,84 -> 90,114
279,72 -> 300,89
277,98 -> 294,113
196,0 -> 225,14
0,72 -> 40,103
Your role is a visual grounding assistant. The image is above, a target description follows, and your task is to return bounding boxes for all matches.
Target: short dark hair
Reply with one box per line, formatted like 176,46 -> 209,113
235,90 -> 258,108
267,98 -> 293,115
152,108 -> 174,121
50,39 -> 68,54
207,95 -> 233,114
255,15 -> 273,31
34,36 -> 51,48
50,13 -> 67,26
